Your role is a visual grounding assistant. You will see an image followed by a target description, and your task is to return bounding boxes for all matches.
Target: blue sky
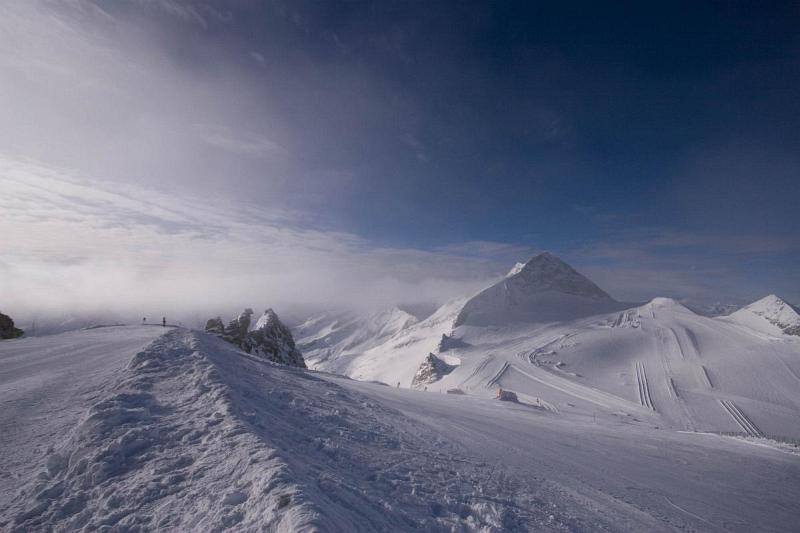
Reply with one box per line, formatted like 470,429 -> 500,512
1,1 -> 798,314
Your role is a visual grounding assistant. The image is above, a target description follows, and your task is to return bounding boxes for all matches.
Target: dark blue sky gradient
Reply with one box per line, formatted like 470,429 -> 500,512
185,1 -> 800,246
12,0 -> 797,304
180,0 -> 798,301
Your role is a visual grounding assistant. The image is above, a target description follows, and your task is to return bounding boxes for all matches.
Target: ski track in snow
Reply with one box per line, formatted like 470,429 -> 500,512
719,400 -> 764,438
485,361 -> 509,389
510,363 -> 643,414
634,361 -> 655,411
700,365 -> 714,389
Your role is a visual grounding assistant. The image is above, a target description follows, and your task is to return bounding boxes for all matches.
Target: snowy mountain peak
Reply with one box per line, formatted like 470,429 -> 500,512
648,297 -> 688,309
455,253 -> 621,327
727,294 -> 800,336
510,252 -> 613,301
506,262 -> 526,277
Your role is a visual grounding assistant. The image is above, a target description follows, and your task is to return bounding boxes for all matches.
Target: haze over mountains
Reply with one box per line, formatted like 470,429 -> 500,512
297,252 -> 800,439
3,251 -> 800,531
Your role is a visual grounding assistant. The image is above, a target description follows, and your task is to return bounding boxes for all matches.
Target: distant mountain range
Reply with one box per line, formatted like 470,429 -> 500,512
295,252 -> 800,439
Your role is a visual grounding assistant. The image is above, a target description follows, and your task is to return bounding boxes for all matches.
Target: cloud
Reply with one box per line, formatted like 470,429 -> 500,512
0,155 -> 501,321
195,124 -> 289,158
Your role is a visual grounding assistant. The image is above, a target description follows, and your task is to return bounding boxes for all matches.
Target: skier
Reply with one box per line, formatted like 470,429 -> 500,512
162,317 -> 166,327
142,317 -> 146,324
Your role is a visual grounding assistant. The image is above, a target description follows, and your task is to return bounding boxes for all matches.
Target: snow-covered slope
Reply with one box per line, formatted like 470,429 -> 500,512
3,326 -> 800,531
340,299 -> 465,387
455,252 -> 624,327
0,327 -> 551,531
724,294 -> 800,337
418,296 -> 800,440
295,307 -> 418,371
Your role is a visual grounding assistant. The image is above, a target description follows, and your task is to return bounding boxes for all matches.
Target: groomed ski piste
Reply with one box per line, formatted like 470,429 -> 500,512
3,324 -> 800,531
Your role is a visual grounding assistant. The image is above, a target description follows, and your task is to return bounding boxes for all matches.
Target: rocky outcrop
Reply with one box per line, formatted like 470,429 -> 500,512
224,309 -> 254,347
438,333 -> 468,352
204,317 -> 224,335
411,353 -> 456,388
205,308 -> 306,368
244,309 -> 306,368
0,311 -> 24,339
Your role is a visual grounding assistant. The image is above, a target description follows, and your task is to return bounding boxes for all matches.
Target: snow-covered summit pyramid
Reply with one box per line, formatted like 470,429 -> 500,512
455,252 -> 623,327
726,294 -> 800,336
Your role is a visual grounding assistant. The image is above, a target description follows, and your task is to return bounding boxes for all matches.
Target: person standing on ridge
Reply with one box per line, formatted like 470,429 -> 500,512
162,317 -> 166,327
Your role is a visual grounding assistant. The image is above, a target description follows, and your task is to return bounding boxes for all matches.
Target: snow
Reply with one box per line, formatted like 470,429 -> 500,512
455,252 -> 624,327
295,307 -> 419,371
3,252 -> 800,530
724,294 -> 800,337
3,325 -> 800,531
505,262 -> 526,277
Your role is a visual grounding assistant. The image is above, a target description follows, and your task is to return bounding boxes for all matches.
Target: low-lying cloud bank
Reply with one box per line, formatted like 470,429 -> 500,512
0,155 -> 511,324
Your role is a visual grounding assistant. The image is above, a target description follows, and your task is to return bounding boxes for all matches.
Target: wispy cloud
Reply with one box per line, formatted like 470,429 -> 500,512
0,155 -> 499,319
194,124 -> 288,158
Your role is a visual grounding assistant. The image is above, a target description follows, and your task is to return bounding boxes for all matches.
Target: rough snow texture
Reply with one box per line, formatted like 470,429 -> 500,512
0,327 -> 600,531
455,252 -> 623,327
411,353 -> 456,389
726,294 -> 800,336
3,327 -> 800,530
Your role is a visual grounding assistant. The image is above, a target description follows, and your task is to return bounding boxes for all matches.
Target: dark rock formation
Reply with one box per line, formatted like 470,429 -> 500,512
244,309 -> 306,368
206,308 -> 306,368
411,352 -> 456,388
0,312 -> 24,339
204,317 -> 224,335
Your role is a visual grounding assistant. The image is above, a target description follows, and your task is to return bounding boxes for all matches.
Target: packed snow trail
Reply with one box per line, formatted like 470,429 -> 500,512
335,377 -> 800,532
3,326 -> 800,531
509,362 -> 646,414
1,327 -> 597,531
0,326 -> 165,495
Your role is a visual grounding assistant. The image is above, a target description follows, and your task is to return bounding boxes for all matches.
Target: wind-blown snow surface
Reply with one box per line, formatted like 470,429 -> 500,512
3,326 -> 800,531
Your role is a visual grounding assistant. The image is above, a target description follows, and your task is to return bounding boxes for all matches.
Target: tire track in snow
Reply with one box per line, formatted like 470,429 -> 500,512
634,361 -> 655,411
719,399 -> 763,438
